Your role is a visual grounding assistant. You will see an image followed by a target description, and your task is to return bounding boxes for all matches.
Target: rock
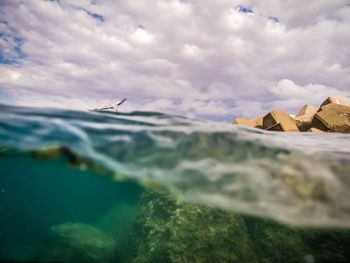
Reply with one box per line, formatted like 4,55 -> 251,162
311,103 -> 350,132
335,124 -> 350,133
295,120 -> 313,132
231,96 -> 350,133
125,190 -> 350,263
319,96 -> 350,109
263,110 -> 299,132
246,217 -> 350,263
295,105 -> 317,123
308,127 -> 324,133
255,116 -> 263,127
294,105 -> 316,132
244,217 -> 307,263
233,118 -> 257,128
300,229 -> 350,263
97,203 -> 137,247
233,116 -> 263,128
126,190 -> 257,263
32,222 -> 116,263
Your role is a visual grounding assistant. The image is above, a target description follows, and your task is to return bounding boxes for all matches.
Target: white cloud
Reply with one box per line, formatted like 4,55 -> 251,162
270,79 -> 350,113
181,44 -> 200,58
0,0 -> 349,121
130,27 -> 154,44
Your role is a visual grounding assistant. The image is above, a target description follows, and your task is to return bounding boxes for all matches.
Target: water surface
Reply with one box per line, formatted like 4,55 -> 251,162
1,104 -> 350,262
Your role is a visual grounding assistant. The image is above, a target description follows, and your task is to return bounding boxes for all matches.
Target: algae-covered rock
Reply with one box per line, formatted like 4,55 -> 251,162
244,217 -> 307,263
126,190 -> 257,263
300,229 -> 350,263
244,216 -> 350,263
125,190 -> 350,263
32,222 -> 116,263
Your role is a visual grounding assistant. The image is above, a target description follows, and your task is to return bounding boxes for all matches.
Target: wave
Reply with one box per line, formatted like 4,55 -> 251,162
1,103 -> 350,228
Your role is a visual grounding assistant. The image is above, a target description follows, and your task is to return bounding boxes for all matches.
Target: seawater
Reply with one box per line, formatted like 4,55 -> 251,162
0,104 -> 350,262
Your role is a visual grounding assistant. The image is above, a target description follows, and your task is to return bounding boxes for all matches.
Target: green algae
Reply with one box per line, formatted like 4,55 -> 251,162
125,190 -> 256,263
244,217 -> 307,263
300,229 -> 350,263
124,190 -> 350,263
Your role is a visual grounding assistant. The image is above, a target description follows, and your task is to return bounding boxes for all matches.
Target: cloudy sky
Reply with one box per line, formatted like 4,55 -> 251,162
0,0 -> 349,121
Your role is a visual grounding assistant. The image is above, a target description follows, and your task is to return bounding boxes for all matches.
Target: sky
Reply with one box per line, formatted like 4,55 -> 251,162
0,0 -> 350,121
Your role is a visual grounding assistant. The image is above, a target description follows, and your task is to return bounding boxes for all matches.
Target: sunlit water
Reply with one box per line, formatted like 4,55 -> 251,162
1,104 -> 350,262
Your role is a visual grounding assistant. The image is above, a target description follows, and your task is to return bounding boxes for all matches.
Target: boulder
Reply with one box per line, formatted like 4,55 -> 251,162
294,105 -> 317,123
294,105 -> 316,132
319,96 -> 350,109
97,203 -> 137,247
125,190 -> 257,263
263,110 -> 299,132
244,218 -> 307,263
308,127 -> 324,133
296,122 -> 312,132
124,190 -> 350,263
335,124 -> 350,133
233,118 -> 257,128
255,116 -> 263,128
311,103 -> 350,132
233,116 -> 263,128
32,222 -> 116,263
299,229 -> 350,263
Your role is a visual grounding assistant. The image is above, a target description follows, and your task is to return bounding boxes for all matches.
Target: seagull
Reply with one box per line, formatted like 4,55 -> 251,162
88,98 -> 127,112
116,98 -> 127,107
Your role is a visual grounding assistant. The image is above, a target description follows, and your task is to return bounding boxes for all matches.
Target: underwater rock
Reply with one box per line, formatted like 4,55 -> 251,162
97,203 -> 138,247
125,190 -> 350,263
32,222 -> 116,263
126,190 -> 257,263
300,229 -> 350,263
244,217 -> 308,263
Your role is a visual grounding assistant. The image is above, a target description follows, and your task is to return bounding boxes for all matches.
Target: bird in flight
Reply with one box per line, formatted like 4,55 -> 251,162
88,98 -> 127,112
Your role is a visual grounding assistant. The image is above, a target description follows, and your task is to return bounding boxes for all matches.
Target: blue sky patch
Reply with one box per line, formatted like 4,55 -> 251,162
0,33 -> 26,65
85,10 -> 105,22
237,5 -> 253,13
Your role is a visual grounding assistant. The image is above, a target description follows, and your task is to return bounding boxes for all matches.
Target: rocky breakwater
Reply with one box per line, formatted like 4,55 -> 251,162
233,96 -> 350,133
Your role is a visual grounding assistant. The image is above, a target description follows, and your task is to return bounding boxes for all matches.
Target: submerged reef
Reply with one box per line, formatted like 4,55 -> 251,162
124,190 -> 350,263
244,218 -> 307,263
125,190 -> 256,263
300,229 -> 350,263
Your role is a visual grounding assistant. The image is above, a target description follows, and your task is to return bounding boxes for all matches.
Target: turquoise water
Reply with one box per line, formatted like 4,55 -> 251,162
1,104 -> 350,262
0,153 -> 142,260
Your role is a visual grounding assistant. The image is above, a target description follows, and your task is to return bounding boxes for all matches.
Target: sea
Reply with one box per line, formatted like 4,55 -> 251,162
0,104 -> 350,262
